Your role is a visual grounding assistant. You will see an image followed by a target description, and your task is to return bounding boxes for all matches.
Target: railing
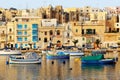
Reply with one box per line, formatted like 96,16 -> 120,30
16,34 -> 30,36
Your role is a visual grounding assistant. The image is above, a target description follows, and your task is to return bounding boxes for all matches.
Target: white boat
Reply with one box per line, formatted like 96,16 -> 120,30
64,50 -> 84,56
8,52 -> 41,64
0,49 -> 21,55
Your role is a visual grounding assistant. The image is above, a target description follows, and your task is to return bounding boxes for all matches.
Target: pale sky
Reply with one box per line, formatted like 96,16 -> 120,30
0,0 -> 119,9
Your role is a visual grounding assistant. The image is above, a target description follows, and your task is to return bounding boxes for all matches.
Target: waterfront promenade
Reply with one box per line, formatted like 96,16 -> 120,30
19,48 -> 120,54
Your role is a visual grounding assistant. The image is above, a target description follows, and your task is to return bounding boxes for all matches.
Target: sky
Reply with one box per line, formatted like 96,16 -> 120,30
0,0 -> 119,9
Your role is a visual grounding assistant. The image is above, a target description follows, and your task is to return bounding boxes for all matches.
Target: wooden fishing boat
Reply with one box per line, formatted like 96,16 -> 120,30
81,50 -> 118,64
46,51 -> 69,59
8,52 -> 41,64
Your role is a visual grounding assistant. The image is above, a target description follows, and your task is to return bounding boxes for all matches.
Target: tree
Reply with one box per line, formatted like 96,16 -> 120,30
28,43 -> 32,49
72,39 -> 78,47
95,39 -> 101,48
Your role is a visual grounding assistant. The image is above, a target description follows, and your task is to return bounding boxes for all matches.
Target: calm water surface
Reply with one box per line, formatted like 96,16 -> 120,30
0,53 -> 120,80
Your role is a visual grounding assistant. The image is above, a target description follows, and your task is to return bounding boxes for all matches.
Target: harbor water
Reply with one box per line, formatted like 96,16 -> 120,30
0,53 -> 120,80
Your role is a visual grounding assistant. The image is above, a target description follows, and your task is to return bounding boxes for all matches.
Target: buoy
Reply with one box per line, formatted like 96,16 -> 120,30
63,61 -> 65,64
52,61 -> 54,64
69,68 -> 72,70
75,58 -> 79,62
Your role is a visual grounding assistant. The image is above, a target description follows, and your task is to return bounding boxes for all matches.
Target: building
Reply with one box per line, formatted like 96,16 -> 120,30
39,19 -> 64,49
13,16 -> 41,49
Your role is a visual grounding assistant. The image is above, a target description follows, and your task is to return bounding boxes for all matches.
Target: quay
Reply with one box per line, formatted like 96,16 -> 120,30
19,48 -> 120,54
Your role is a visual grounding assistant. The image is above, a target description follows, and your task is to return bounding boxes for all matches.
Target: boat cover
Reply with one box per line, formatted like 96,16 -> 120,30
81,54 -> 103,60
24,52 -> 39,59
57,51 -> 65,55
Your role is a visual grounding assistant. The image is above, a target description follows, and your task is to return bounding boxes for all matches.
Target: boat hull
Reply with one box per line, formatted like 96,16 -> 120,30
81,59 -> 116,64
9,58 -> 41,64
0,50 -> 21,55
46,55 -> 69,59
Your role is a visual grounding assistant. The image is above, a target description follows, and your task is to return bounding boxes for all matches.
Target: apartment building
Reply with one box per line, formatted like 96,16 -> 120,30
39,19 -> 64,49
13,16 -> 41,49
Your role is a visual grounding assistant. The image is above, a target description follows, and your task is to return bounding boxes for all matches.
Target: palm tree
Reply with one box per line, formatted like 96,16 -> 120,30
95,39 -> 101,48
28,43 -> 32,49
72,39 -> 78,47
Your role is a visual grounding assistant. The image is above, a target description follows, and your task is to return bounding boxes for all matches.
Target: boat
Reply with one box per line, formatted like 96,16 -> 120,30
64,50 -> 84,56
81,50 -> 118,64
46,51 -> 69,59
8,52 -> 41,64
0,49 -> 21,55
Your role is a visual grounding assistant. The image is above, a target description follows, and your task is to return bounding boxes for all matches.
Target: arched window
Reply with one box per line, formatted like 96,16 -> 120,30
57,30 -> 60,35
44,38 -> 47,42
9,28 -> 12,32
9,36 -> 12,40
57,40 -> 61,43
49,30 -> 53,35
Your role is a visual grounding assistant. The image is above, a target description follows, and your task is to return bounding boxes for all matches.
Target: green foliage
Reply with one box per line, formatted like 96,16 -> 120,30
72,39 -> 78,47
95,39 -> 101,47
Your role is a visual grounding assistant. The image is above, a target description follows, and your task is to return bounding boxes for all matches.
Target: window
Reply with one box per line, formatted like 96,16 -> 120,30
24,24 -> 27,29
44,38 -> 47,42
45,31 -> 47,35
17,24 -> 22,29
76,29 -> 78,32
57,30 -> 60,35
67,33 -> 70,37
39,38 -> 41,41
32,30 -> 38,35
9,36 -> 12,40
82,37 -> 85,41
32,24 -> 38,29
117,24 -> 119,26
24,37 -> 27,41
117,28 -> 119,32
32,36 -> 38,42
24,31 -> 27,35
9,28 -> 12,32
82,29 -> 84,34
25,44 -> 27,46
86,29 -> 92,34
17,31 -> 22,35
49,30 -> 53,35
93,29 -> 96,34
17,37 -> 22,41
2,31 -> 4,34
74,23 -> 76,26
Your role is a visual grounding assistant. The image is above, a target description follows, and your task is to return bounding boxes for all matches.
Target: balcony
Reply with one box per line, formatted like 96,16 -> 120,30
32,28 -> 38,30
7,40 -> 14,42
56,35 -> 62,38
17,28 -> 30,31
82,33 -> 97,36
16,34 -> 30,37
8,32 -> 14,35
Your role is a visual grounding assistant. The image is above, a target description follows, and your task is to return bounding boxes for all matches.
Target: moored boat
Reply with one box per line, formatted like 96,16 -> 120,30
81,50 -> 118,64
8,52 -> 41,64
46,51 -> 69,59
64,50 -> 84,56
0,49 -> 21,55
